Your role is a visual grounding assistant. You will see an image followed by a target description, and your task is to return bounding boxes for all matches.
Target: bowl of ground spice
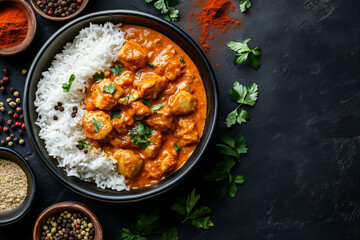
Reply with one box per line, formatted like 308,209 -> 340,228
0,0 -> 37,56
30,0 -> 89,21
0,147 -> 36,226
33,201 -> 103,240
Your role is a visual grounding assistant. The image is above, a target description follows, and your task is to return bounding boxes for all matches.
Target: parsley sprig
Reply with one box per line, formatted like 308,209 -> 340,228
205,135 -> 247,198
118,212 -> 160,240
145,0 -> 180,21
226,82 -> 258,128
62,74 -> 75,92
171,189 -> 214,229
240,0 -> 252,12
161,228 -> 178,240
227,39 -> 261,70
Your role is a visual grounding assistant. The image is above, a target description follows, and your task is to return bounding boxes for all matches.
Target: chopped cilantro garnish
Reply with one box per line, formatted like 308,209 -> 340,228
62,74 -> 75,92
129,122 -> 156,149
152,103 -> 163,112
93,72 -> 105,82
103,84 -> 117,94
77,140 -> 89,150
111,63 -> 124,76
142,99 -> 153,107
179,57 -> 186,64
111,109 -> 121,118
174,144 -> 181,155
148,63 -> 155,68
92,118 -> 103,133
121,94 -> 134,103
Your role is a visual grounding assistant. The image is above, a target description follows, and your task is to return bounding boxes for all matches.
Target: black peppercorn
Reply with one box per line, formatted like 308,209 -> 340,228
72,106 -> 77,111
53,116 -> 58,120
10,124 -> 16,129
71,112 -> 76,118
8,110 -> 13,116
1,140 -> 5,146
18,129 -> 25,136
3,68 -> 10,75
84,150 -> 88,154
0,86 -> 5,93
9,87 -> 15,93
9,133 -> 15,139
0,117 -> 3,124
54,105 -> 59,110
59,107 -> 64,111
58,102 -> 63,107
19,114 -> 24,120
13,137 -> 19,143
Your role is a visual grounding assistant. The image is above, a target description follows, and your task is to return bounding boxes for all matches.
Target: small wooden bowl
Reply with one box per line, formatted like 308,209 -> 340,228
33,201 -> 103,240
0,0 -> 37,56
29,0 -> 89,21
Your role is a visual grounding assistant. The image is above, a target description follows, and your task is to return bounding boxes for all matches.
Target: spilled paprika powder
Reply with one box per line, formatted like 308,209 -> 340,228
0,5 -> 28,48
190,0 -> 242,52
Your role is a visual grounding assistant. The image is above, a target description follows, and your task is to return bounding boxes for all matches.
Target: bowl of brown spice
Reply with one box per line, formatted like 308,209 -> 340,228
0,0 -> 37,56
30,0 -> 89,21
0,147 -> 36,226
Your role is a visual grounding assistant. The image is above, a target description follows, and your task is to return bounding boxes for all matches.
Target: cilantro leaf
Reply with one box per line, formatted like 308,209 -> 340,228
111,63 -> 124,75
111,109 -> 121,118
103,84 -> 117,94
179,57 -> 186,64
142,99 -> 153,107
239,0 -> 252,12
171,189 -> 214,229
62,74 -> 75,92
174,144 -> 181,155
130,122 -> 156,149
92,118 -> 103,133
121,94 -> 134,103
227,39 -> 262,70
146,0 -> 180,21
118,212 -> 160,240
93,72 -> 105,82
161,228 -> 178,240
152,103 -> 163,112
77,140 -> 89,150
148,63 -> 155,68
226,82 -> 258,127
185,85 -> 192,91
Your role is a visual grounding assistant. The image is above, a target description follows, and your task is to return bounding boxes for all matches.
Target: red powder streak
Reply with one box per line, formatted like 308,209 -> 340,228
191,0 -> 241,52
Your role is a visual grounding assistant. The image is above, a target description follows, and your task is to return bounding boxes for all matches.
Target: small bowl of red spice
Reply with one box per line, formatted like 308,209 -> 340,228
0,0 -> 37,56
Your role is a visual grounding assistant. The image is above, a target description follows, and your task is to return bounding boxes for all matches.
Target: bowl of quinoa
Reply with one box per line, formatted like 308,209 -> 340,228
0,147 -> 36,225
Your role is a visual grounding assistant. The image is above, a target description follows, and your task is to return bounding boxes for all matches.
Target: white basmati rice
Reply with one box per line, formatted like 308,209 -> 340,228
35,22 -> 129,191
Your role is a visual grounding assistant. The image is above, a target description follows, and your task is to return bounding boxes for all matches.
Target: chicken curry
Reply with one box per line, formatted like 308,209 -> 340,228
81,25 -> 207,188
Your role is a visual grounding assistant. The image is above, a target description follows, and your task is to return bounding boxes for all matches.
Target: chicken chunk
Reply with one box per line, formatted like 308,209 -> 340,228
114,71 -> 134,87
117,41 -> 148,71
142,131 -> 163,159
110,134 -> 133,148
164,58 -> 185,81
146,105 -> 173,132
170,90 -> 197,115
112,107 -> 135,134
179,131 -> 199,146
131,101 -> 152,120
91,78 -> 124,110
82,111 -> 113,140
134,74 -> 168,99
113,149 -> 143,179
159,149 -> 178,173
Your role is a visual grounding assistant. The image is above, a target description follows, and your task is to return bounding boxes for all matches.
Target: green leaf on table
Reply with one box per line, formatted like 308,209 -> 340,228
161,228 -> 178,240
227,39 -> 262,70
239,0 -> 252,12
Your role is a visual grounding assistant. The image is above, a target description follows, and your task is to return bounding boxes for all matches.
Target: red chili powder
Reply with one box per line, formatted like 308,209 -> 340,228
191,0 -> 241,52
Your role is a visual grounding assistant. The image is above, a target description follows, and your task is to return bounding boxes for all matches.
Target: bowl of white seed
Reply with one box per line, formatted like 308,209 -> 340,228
0,147 -> 36,225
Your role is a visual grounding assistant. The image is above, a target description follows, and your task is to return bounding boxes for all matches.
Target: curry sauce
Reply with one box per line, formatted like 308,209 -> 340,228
81,25 -> 206,189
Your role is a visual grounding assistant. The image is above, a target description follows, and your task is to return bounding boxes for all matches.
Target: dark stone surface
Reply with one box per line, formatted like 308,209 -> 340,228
1,0 -> 360,239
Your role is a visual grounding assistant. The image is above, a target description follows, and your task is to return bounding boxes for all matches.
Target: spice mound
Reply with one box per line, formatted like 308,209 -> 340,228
0,5 -> 28,48
0,159 -> 28,211
41,211 -> 96,240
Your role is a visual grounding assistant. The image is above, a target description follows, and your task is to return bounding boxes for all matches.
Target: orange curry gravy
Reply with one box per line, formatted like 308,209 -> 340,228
82,25 -> 206,189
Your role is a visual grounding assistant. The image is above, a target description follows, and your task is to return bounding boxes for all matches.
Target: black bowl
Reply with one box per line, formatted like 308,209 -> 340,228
0,147 -> 36,225
24,10 -> 218,202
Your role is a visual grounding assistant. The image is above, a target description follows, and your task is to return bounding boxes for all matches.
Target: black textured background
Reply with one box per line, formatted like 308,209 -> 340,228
1,0 -> 360,239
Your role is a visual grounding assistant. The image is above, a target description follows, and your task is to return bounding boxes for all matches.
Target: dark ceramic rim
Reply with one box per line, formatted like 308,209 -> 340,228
0,147 -> 36,225
24,10 -> 219,202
